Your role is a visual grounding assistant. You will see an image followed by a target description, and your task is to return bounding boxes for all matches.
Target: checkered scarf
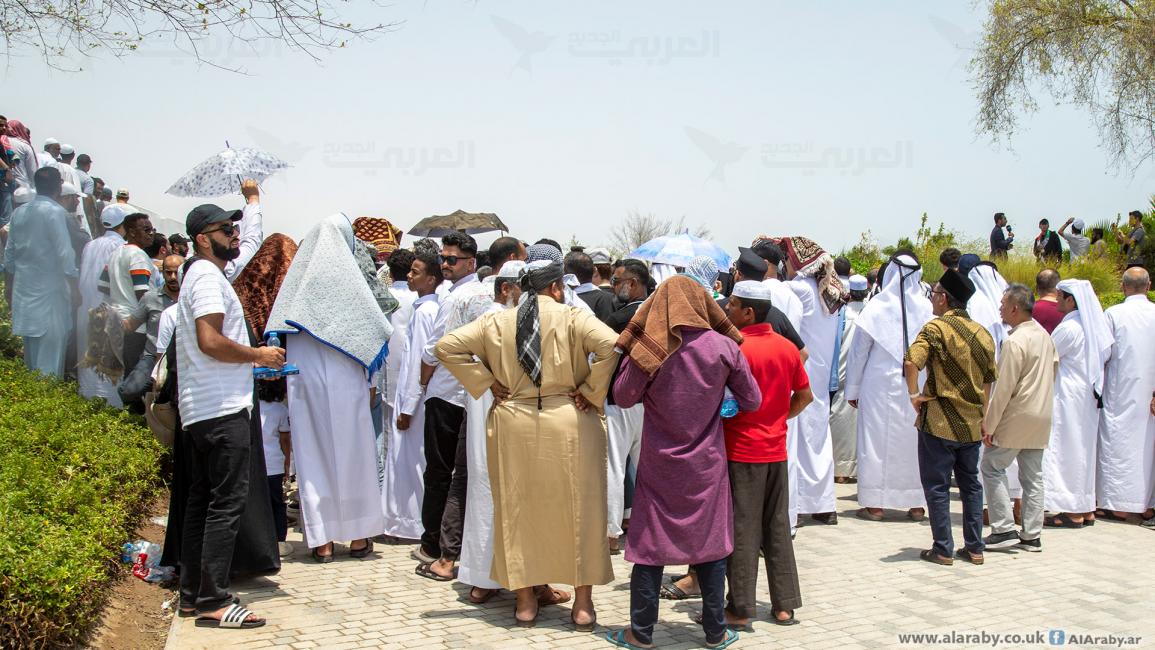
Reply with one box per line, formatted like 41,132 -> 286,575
516,261 -> 564,387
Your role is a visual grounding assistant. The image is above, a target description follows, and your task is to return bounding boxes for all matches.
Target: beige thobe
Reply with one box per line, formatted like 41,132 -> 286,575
436,296 -> 619,590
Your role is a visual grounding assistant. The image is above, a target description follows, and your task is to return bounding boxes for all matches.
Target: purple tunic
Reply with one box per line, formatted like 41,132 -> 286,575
614,328 -> 761,566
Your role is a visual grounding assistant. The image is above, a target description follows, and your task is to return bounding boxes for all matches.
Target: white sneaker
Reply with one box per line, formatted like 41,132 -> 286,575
278,541 -> 294,557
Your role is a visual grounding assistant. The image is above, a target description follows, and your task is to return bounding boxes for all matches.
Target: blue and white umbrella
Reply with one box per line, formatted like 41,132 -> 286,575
165,147 -> 289,198
628,232 -> 731,271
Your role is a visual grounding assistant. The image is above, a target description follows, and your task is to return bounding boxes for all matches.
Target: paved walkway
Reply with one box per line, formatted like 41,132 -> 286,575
168,484 -> 1155,649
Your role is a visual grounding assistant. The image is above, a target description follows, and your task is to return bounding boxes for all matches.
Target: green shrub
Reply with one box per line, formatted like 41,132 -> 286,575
0,359 -> 163,649
996,253 -> 1119,296
0,280 -> 23,360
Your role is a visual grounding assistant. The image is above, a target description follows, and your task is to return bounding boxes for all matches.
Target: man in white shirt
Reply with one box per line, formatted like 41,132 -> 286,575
175,202 -> 283,629
415,232 -> 480,571
74,154 -> 95,196
1058,218 -> 1090,260
100,211 -> 156,402
39,138 -> 60,168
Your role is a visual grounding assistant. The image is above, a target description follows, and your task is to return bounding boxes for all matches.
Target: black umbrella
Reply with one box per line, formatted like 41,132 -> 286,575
408,210 -> 509,237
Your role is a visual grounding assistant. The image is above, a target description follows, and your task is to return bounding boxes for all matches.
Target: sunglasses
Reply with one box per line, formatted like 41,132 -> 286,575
440,254 -> 474,266
202,223 -> 238,237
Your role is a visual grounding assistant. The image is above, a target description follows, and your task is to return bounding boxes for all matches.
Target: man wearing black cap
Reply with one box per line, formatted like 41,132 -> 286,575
169,233 -> 190,257
732,247 -> 807,358
175,202 -> 284,629
904,269 -> 997,567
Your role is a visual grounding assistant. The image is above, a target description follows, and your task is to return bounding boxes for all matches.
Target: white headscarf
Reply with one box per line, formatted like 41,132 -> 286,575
967,263 -> 1009,354
265,213 -> 393,373
854,254 -> 933,364
1056,278 -> 1114,396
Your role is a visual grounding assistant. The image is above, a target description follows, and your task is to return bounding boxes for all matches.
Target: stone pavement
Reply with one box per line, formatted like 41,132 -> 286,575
167,484 -> 1155,649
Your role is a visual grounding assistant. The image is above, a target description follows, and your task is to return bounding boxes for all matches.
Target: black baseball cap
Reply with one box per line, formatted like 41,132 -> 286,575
168,232 -> 190,245
186,204 -> 242,238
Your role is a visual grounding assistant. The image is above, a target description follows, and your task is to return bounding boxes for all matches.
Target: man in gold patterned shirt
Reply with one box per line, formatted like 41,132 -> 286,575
903,268 -> 997,567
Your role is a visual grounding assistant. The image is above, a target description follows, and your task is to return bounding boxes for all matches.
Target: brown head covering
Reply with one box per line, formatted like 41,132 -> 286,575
616,274 -> 742,376
233,233 -> 299,336
352,217 -> 403,257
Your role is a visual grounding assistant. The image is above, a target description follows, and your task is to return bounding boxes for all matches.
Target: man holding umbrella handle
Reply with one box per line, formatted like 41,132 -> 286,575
222,179 -> 264,283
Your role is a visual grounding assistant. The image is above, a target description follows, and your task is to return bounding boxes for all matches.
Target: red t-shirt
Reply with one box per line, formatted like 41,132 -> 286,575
1033,298 -> 1063,334
723,323 -> 810,463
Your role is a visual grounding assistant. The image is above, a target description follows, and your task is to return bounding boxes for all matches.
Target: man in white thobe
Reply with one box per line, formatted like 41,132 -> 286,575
77,205 -> 130,406
829,275 -> 868,481
1097,268 -> 1155,521
385,250 -> 442,542
1043,279 -> 1113,527
847,253 -> 931,521
379,250 -> 418,480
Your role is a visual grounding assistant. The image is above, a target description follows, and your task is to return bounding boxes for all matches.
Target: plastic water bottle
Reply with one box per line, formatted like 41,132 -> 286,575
720,388 -> 739,418
268,332 -> 281,349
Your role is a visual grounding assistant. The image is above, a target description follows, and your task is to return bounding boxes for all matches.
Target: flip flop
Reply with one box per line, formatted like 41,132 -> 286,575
691,612 -> 753,632
180,595 -> 239,617
535,586 -> 571,606
414,562 -> 456,582
1044,513 -> 1085,528
605,629 -> 650,649
706,628 -> 740,649
194,603 -> 265,629
410,547 -> 437,564
349,539 -> 374,559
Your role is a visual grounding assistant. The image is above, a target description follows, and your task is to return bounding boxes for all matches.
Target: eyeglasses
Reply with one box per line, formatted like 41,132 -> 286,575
202,223 -> 238,237
610,276 -> 633,286
440,254 -> 474,266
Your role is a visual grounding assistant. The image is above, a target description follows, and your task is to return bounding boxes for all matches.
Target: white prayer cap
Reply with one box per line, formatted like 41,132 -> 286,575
1072,218 -> 1085,230
60,183 -> 80,197
849,274 -> 868,291
101,204 -> 130,228
731,280 -> 773,302
587,247 -> 612,265
59,143 -> 75,155
13,187 -> 34,205
497,260 -> 526,279
43,137 -> 59,147
564,273 -> 580,288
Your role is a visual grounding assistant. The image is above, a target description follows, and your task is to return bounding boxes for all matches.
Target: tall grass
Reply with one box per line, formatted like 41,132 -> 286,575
995,253 -> 1119,295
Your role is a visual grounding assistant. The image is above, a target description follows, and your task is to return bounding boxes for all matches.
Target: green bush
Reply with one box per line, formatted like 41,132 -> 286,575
0,359 -> 163,649
0,281 -> 23,360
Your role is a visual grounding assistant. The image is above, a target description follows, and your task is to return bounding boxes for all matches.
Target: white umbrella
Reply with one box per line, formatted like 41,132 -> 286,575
165,147 -> 289,198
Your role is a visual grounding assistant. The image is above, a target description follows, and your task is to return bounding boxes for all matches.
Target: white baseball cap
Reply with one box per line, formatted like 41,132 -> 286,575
101,204 -> 130,228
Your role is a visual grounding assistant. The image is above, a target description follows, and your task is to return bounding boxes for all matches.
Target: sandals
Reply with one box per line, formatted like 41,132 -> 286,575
311,546 -> 334,564
771,609 -> 800,626
605,629 -> 652,649
658,576 -> 700,601
349,539 -> 374,559
691,612 -> 753,632
194,603 -> 265,629
414,562 -> 456,582
410,547 -> 437,564
571,611 -> 598,632
514,604 -> 539,628
955,548 -> 984,565
920,549 -> 953,566
907,509 -> 926,522
856,508 -> 883,522
180,594 -> 239,617
468,587 -> 499,605
1044,513 -> 1085,528
535,586 -> 572,606
706,628 -> 740,649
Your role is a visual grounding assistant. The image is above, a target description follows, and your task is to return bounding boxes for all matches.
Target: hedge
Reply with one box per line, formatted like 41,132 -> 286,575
0,358 -> 163,649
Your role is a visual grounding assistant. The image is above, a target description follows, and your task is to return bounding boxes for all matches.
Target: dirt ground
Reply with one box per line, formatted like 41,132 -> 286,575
87,496 -> 175,650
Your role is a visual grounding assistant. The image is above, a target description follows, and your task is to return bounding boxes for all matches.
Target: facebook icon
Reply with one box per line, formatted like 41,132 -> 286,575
1049,629 -> 1066,646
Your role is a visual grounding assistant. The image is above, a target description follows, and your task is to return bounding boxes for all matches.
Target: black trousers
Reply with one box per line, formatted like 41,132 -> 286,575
632,559 -> 727,646
420,397 -> 466,558
726,460 -> 802,618
268,474 -> 287,542
179,409 -> 251,612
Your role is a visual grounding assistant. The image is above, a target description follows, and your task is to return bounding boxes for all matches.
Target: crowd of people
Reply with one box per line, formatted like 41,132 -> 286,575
4,116 -> 1155,648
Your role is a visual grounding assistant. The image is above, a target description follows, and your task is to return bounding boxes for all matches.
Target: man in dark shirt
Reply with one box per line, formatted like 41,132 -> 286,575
1033,219 -> 1062,262
605,259 -> 650,333
565,249 -> 615,322
990,212 -> 1014,258
727,247 -> 807,356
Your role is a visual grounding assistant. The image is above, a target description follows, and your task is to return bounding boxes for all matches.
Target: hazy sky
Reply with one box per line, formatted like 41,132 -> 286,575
7,1 -> 1154,256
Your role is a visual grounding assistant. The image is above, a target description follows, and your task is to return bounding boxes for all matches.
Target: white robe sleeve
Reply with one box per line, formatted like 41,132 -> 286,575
223,202 -> 264,282
421,297 -> 452,367
401,306 -> 436,416
844,329 -> 872,402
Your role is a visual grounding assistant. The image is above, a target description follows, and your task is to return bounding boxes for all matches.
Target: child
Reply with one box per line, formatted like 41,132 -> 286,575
258,378 -> 292,556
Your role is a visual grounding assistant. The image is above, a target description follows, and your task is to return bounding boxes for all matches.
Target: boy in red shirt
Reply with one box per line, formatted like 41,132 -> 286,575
722,281 -> 813,628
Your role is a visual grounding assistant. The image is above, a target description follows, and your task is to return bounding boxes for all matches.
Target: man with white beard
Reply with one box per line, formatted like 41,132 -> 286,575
846,252 -> 931,521
778,236 -> 846,525
1043,279 -> 1114,528
1097,268 -> 1155,523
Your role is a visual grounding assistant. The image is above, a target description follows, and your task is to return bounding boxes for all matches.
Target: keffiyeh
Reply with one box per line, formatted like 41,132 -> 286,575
526,243 -> 563,264
777,235 -> 847,314
516,260 -> 564,386
685,255 -> 719,290
1056,279 -> 1115,396
854,253 -> 933,364
616,274 -> 742,376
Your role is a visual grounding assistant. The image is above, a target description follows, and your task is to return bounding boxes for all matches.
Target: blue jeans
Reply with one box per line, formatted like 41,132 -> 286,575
918,431 -> 984,556
631,558 -> 727,645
